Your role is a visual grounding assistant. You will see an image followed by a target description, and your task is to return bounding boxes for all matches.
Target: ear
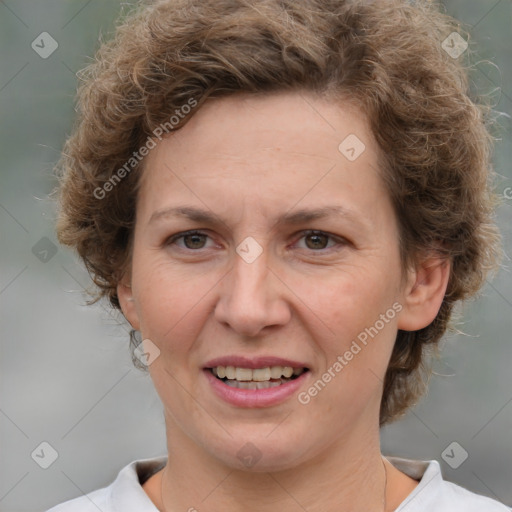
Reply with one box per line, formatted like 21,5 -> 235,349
117,275 -> 141,331
397,256 -> 450,331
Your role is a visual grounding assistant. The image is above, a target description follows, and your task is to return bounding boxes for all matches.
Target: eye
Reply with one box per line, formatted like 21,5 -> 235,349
293,230 -> 346,252
166,230 -> 215,250
165,229 -> 347,253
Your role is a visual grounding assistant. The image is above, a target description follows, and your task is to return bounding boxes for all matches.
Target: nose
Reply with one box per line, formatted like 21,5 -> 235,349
214,249 -> 291,338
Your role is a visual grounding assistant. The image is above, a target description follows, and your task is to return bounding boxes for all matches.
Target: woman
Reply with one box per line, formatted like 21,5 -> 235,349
49,0 -> 508,510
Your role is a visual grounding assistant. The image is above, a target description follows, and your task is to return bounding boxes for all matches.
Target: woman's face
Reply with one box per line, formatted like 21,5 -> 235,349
119,92 -> 422,471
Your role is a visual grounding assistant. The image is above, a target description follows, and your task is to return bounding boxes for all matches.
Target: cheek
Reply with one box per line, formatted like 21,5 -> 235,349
295,266 -> 401,391
303,274 -> 399,412
131,253 -> 222,351
297,268 -> 397,337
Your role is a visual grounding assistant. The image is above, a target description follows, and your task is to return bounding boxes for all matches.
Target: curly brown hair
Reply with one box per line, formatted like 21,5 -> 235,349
55,0 -> 501,425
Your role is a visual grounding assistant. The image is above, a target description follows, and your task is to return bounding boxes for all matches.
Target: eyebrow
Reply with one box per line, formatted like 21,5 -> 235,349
148,205 -> 363,228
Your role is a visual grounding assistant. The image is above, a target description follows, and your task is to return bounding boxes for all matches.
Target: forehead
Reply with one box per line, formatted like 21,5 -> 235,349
136,91 -> 390,229
143,91 -> 375,166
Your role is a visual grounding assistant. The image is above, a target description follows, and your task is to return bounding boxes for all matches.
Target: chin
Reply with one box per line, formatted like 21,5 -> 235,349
206,428 -> 314,473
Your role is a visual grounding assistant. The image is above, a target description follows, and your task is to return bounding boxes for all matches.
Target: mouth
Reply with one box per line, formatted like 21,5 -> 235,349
208,365 -> 309,390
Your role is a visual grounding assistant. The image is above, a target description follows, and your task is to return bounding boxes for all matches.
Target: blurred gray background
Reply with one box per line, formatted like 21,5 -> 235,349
0,1 -> 511,510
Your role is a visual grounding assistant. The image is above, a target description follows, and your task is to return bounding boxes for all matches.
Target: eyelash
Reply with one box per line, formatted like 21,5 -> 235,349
165,229 -> 347,254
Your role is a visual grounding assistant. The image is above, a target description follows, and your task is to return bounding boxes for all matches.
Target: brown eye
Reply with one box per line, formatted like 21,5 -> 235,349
304,232 -> 330,250
295,230 -> 343,252
182,233 -> 207,249
166,230 -> 212,250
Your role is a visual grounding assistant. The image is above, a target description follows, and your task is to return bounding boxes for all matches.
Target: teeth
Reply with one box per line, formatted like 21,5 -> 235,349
235,367 -> 252,381
282,366 -> 293,378
224,379 -> 286,389
212,365 -> 305,382
252,367 -> 271,381
270,366 -> 283,379
225,366 -> 236,379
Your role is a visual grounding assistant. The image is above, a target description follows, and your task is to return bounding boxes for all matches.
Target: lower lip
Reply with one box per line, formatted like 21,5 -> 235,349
203,369 -> 309,408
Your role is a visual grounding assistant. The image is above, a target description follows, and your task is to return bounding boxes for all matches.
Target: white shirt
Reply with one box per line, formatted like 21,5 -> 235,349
46,456 -> 511,511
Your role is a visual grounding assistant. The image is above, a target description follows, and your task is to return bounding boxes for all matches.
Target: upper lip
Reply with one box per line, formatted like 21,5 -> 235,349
204,356 -> 309,369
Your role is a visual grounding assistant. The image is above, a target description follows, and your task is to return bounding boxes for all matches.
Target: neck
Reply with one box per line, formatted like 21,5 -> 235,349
159,412 -> 387,512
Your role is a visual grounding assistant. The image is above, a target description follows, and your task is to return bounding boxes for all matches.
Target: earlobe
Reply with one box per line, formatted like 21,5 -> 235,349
397,257 -> 450,332
117,279 -> 141,331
